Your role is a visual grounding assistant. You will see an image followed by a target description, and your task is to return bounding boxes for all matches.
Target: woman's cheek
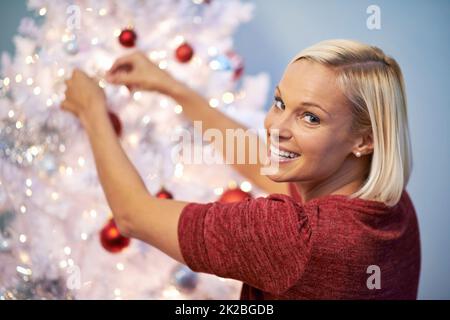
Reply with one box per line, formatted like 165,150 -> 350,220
297,130 -> 335,164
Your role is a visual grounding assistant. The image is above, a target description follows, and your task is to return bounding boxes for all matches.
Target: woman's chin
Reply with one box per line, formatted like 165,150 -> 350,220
268,174 -> 287,183
267,166 -> 294,182
265,157 -> 303,183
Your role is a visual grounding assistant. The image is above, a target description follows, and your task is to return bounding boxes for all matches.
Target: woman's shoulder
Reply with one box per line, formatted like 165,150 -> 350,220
285,183 -> 415,215
282,184 -> 419,236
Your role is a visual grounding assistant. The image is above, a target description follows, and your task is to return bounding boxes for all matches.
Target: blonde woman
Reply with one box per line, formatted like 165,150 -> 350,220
61,39 -> 421,299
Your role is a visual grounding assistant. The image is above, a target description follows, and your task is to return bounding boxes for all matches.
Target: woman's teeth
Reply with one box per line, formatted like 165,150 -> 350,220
270,145 -> 301,160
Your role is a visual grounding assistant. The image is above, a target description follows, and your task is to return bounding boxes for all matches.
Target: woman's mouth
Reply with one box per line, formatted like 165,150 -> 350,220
269,145 -> 301,163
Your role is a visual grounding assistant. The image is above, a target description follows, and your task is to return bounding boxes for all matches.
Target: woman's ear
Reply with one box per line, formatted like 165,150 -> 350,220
352,130 -> 374,157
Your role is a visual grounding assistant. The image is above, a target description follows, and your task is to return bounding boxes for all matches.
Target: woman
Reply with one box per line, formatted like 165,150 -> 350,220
61,39 -> 421,299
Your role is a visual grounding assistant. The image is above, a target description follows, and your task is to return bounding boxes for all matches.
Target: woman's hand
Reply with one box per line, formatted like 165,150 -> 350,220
61,69 -> 107,126
106,51 -> 181,96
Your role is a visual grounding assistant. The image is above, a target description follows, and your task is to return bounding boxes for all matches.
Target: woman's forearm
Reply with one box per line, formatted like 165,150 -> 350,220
80,107 -> 149,230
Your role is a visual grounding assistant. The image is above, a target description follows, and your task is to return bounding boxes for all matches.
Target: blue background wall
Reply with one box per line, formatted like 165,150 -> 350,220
1,1 -> 449,299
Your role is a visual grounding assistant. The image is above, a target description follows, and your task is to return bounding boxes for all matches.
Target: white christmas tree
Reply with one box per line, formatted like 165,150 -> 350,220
0,0 -> 270,299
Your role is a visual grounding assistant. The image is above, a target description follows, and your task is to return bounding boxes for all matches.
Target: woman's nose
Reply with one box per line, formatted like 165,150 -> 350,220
269,119 -> 293,143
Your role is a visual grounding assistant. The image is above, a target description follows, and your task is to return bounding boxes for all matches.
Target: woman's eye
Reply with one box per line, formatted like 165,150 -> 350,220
303,112 -> 320,124
273,97 -> 285,110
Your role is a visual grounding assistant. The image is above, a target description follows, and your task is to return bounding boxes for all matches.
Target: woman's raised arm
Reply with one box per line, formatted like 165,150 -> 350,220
107,52 -> 289,195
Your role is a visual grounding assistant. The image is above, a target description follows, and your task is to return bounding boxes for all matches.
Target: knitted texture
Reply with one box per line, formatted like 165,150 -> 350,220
178,183 -> 421,300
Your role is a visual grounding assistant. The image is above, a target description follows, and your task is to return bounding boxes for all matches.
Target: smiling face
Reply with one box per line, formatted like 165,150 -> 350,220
264,59 -> 367,186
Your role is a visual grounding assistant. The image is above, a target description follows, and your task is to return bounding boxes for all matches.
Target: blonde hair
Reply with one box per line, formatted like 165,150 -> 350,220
291,39 -> 413,206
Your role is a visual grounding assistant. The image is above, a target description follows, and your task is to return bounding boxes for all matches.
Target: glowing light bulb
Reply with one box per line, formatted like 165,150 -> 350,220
209,98 -> 219,108
133,91 -> 142,101
174,105 -> 183,114
78,157 -> 85,167
25,56 -> 34,64
116,263 -> 125,271
19,234 -> 27,243
128,134 -> 139,146
240,181 -> 252,192
214,187 -> 224,196
222,92 -> 235,104
159,61 -> 168,70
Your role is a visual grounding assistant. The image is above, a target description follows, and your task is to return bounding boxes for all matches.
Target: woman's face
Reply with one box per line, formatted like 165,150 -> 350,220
264,59 -> 362,184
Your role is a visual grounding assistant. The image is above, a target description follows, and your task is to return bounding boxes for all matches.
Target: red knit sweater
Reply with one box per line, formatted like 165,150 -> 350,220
178,183 -> 421,299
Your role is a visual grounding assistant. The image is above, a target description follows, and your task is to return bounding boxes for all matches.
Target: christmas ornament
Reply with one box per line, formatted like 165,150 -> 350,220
175,43 -> 194,63
0,210 -> 13,253
119,28 -> 137,48
172,265 -> 198,292
156,188 -> 173,199
36,153 -> 58,176
214,54 -> 233,70
100,219 -> 130,254
64,39 -> 79,55
41,123 -> 64,153
211,51 -> 244,81
0,210 -> 15,231
108,111 -> 123,137
0,237 -> 11,253
226,51 -> 244,81
219,188 -> 252,203
0,118 -> 31,167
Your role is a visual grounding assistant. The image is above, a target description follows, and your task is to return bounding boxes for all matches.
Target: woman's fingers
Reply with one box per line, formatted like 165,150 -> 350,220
61,99 -> 77,114
107,71 -> 133,86
108,54 -> 136,75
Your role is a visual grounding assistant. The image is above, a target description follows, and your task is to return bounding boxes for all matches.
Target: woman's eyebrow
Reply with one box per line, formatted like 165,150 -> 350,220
298,102 -> 331,116
275,86 -> 331,116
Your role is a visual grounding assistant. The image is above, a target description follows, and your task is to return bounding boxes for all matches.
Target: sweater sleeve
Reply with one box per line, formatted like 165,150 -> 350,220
178,194 -> 312,294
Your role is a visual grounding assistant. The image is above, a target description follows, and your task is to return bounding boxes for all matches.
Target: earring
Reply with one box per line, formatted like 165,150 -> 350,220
355,152 -> 362,158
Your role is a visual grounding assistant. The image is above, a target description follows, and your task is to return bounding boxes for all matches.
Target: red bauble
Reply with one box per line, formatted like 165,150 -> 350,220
119,29 -> 137,48
233,64 -> 245,81
219,188 -> 252,203
108,111 -> 123,137
100,219 -> 131,254
175,43 -> 194,63
156,188 -> 174,200
227,51 -> 245,81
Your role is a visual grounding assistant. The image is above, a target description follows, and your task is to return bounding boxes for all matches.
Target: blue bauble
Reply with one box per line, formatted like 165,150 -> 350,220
64,39 -> 79,55
214,54 -> 232,71
172,265 -> 199,291
37,153 -> 58,176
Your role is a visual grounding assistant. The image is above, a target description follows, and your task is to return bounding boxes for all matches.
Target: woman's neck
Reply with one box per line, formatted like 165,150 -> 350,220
295,157 -> 370,203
